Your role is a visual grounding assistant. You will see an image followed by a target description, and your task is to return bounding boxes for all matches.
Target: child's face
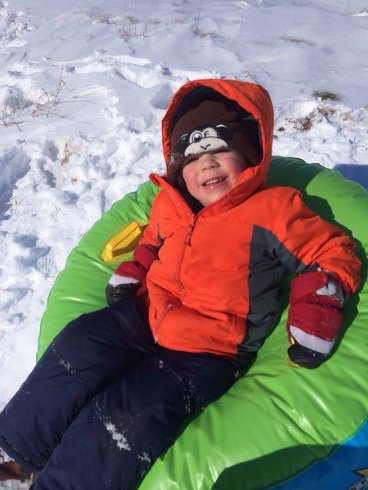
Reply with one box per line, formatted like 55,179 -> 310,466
182,150 -> 247,206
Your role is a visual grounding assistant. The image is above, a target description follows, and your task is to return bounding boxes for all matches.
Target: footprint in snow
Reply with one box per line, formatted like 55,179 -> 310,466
0,148 -> 31,220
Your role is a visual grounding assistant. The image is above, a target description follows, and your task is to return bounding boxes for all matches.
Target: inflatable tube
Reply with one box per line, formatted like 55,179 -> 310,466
37,156 -> 368,490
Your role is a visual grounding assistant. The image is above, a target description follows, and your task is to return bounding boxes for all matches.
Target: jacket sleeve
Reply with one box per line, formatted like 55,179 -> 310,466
113,193 -> 163,283
271,188 -> 361,296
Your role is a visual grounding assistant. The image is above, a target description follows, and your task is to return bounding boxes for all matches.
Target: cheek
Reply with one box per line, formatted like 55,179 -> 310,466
228,162 -> 246,181
182,166 -> 197,190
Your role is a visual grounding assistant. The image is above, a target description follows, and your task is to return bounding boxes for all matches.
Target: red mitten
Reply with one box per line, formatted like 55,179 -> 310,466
286,270 -> 345,368
106,244 -> 159,306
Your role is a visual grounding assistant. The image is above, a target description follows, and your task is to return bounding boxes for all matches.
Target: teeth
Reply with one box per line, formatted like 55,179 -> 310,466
204,177 -> 224,186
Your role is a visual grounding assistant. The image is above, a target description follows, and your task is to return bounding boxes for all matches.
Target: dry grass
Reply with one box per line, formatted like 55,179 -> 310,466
312,90 -> 342,102
278,88 -> 347,132
0,67 -> 71,129
60,142 -> 82,165
116,22 -> 150,39
280,107 -> 336,132
280,35 -> 315,47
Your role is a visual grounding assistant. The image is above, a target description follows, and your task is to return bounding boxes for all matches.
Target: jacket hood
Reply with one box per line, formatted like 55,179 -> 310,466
160,79 -> 274,197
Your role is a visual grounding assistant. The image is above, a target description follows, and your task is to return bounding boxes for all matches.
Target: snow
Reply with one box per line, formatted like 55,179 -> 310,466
104,422 -> 131,452
0,0 -> 367,485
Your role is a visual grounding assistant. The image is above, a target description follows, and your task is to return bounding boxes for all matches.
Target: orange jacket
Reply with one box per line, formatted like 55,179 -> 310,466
116,79 -> 361,360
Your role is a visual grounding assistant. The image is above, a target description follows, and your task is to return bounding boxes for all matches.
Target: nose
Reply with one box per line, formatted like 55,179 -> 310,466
198,153 -> 218,171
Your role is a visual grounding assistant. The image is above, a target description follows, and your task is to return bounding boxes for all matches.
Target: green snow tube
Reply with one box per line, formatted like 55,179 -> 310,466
37,156 -> 368,490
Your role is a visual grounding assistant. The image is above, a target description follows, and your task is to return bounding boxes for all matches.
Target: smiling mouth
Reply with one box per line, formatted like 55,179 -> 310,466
202,177 -> 226,186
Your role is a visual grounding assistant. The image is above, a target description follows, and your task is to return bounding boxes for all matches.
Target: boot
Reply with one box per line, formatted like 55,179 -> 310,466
0,447 -> 32,482
0,460 -> 31,481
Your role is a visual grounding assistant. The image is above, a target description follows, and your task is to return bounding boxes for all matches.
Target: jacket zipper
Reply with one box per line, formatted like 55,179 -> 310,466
154,220 -> 195,342
153,303 -> 174,342
176,220 -> 195,296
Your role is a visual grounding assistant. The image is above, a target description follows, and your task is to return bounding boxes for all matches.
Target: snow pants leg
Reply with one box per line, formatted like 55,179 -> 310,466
0,298 -> 239,489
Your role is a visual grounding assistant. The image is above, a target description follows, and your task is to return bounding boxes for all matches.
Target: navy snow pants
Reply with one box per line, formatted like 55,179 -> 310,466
0,298 -> 239,489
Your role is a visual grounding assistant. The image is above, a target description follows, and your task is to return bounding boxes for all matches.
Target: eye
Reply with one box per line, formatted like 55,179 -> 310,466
189,131 -> 203,144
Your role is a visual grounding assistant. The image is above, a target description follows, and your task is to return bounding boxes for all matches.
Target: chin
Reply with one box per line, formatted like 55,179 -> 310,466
202,193 -> 226,206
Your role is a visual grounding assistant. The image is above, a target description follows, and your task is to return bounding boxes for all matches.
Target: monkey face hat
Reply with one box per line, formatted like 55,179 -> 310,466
168,90 -> 263,183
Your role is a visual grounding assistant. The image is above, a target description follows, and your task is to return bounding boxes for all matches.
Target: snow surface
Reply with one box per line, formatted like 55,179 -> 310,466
0,0 -> 367,486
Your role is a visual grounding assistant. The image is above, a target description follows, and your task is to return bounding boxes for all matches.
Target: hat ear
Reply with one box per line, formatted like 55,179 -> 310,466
175,133 -> 189,154
215,124 -> 233,143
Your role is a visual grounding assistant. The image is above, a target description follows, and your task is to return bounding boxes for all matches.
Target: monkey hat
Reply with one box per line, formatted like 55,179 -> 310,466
168,88 -> 263,185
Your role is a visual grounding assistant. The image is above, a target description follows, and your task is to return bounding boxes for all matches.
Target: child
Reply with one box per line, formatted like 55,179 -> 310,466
0,79 -> 361,488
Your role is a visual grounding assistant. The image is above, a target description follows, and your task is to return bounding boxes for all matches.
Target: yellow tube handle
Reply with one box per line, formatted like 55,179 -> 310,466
100,221 -> 144,263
